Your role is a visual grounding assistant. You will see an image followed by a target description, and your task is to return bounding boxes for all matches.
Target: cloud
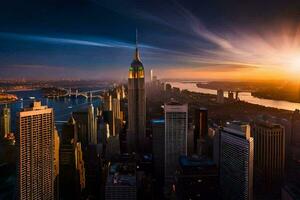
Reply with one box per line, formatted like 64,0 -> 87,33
1,0 -> 300,80
143,2 -> 300,77
0,32 -> 162,50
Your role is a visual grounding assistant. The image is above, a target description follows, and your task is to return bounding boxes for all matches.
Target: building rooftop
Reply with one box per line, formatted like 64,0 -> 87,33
179,155 -> 215,168
223,121 -> 251,139
254,120 -> 283,129
106,162 -> 136,186
178,156 -> 218,175
151,118 -> 165,124
22,101 -> 48,111
198,107 -> 208,111
166,100 -> 182,106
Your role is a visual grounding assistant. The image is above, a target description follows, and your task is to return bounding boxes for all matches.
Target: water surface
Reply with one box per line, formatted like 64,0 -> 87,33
169,82 -> 300,111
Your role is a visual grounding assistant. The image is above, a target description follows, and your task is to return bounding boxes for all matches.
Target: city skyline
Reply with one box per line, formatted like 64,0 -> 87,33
1,0 -> 300,80
1,26 -> 300,199
1,2 -> 300,198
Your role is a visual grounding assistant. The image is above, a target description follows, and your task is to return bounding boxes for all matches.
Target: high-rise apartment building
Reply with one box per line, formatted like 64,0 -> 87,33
252,121 -> 285,189
1,104 -> 11,139
16,101 -> 54,200
164,102 -> 188,185
219,122 -> 254,200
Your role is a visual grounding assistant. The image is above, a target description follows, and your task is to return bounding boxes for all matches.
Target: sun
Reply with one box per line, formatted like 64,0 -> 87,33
286,54 -> 300,74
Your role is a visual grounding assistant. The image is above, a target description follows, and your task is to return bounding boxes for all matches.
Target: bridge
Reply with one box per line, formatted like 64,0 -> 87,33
47,88 -> 105,100
65,88 -> 105,99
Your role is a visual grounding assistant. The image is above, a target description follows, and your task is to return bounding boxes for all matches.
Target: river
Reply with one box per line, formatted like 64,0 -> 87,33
0,88 -> 104,133
2,82 -> 300,133
169,82 -> 300,111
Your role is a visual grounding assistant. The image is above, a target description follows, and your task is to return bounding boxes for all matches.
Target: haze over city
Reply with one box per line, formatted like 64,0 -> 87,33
1,0 -> 300,80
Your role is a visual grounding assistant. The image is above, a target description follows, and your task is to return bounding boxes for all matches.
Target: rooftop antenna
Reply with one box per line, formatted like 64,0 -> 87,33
136,28 -> 138,49
134,28 -> 140,61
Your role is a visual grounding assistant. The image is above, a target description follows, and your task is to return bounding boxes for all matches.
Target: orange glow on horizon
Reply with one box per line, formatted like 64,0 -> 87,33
158,65 -> 295,81
154,21 -> 300,81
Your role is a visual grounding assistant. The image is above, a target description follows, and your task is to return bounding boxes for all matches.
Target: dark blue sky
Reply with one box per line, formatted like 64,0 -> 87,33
1,0 -> 300,80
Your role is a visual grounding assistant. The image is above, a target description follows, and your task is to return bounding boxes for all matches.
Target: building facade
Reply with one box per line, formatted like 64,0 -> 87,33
219,122 -> 254,200
54,128 -> 60,200
291,109 -> 300,145
16,101 -> 54,200
0,104 -> 11,139
105,161 -> 137,200
151,119 -> 165,183
164,102 -> 188,185
216,89 -> 224,104
88,104 -> 97,144
59,116 -> 85,200
252,121 -> 285,189
176,155 -> 219,199
73,106 -> 97,146
193,108 -> 208,155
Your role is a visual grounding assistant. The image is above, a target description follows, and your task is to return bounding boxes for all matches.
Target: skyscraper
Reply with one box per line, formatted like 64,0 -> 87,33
127,30 -> 146,153
150,69 -> 153,82
193,108 -> 208,155
216,89 -> 224,104
252,121 -> 285,190
151,119 -> 165,183
88,104 -> 97,144
103,93 -> 112,111
0,104 -> 11,139
103,110 -> 115,137
73,106 -> 97,146
291,109 -> 300,145
54,127 -> 60,200
60,116 -> 85,200
54,128 -> 60,178
16,101 -> 54,200
164,101 -> 188,186
112,93 -> 121,135
73,111 -> 89,146
219,122 -> 254,200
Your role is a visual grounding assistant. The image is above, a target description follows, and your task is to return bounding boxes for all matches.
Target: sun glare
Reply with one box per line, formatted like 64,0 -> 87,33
287,55 -> 300,73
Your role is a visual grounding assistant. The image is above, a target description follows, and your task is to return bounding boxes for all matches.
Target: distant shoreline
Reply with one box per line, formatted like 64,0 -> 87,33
196,82 -> 300,104
7,88 -> 38,92
0,93 -> 18,104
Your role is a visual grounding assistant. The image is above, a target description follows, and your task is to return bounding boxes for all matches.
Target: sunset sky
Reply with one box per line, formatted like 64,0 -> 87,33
1,0 -> 300,81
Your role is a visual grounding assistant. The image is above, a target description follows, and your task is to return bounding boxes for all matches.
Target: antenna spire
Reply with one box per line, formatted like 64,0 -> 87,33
136,28 -> 138,48
134,28 -> 140,61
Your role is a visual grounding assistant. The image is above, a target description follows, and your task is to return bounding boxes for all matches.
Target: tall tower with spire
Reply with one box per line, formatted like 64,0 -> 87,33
127,30 -> 146,153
